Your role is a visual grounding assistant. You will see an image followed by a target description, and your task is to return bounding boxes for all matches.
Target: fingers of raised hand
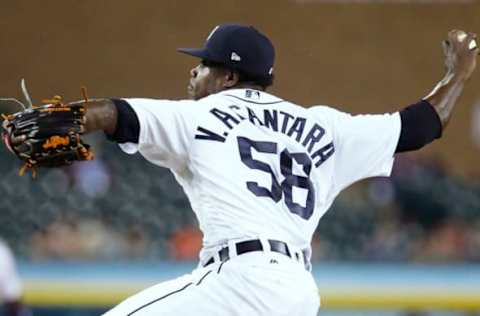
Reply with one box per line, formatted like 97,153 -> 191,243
467,32 -> 478,52
442,39 -> 452,56
445,30 -> 463,49
447,29 -> 466,42
446,30 -> 478,53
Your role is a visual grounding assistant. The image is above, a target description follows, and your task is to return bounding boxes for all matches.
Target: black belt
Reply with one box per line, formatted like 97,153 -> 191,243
203,239 -> 306,267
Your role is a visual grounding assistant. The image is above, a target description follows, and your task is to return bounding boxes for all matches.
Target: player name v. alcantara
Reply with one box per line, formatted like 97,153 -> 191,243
194,103 -> 335,168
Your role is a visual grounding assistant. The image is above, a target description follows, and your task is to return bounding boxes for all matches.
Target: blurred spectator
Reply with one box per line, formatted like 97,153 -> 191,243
30,216 -> 148,261
410,219 -> 470,263
123,225 -> 149,259
0,239 -> 31,316
392,155 -> 449,230
71,159 -> 111,198
168,226 -> 202,261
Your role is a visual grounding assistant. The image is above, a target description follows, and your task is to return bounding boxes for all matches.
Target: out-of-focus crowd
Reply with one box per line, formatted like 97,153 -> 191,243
314,155 -> 480,263
0,135 -> 479,263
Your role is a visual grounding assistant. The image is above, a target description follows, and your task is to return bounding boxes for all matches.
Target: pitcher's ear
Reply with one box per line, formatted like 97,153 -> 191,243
223,70 -> 240,88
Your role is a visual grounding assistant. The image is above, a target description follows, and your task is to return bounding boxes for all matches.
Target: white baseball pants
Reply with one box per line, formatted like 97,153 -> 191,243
103,251 -> 320,316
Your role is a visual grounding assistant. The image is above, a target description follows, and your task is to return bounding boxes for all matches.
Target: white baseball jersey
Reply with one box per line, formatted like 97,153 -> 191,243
120,88 -> 401,261
106,88 -> 401,316
0,240 -> 22,302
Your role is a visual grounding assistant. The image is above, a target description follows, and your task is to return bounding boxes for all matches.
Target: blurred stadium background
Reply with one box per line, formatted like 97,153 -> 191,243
1,0 -> 480,315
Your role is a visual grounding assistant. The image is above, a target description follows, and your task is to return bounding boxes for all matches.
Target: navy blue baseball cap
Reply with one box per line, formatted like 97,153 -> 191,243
178,24 -> 275,79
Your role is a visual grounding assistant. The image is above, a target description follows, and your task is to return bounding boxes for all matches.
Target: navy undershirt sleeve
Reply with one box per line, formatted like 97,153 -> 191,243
395,100 -> 442,153
106,99 -> 140,143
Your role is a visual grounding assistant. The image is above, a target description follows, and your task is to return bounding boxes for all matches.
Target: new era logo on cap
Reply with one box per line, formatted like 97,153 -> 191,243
231,52 -> 241,61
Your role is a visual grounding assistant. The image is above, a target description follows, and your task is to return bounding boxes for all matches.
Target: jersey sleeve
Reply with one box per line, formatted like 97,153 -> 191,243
0,242 -> 22,302
312,106 -> 401,193
118,98 -> 196,171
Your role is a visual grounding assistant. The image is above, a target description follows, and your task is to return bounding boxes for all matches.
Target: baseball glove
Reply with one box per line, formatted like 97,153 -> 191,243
2,86 -> 94,177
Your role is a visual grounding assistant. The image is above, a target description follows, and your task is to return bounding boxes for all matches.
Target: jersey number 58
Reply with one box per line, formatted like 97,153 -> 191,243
237,136 -> 315,220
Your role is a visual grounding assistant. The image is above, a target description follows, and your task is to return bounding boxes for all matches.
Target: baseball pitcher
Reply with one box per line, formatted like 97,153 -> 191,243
2,24 -> 478,315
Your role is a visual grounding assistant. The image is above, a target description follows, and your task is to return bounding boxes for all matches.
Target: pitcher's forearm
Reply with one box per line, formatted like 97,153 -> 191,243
424,30 -> 478,129
424,72 -> 466,129
82,98 -> 118,134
